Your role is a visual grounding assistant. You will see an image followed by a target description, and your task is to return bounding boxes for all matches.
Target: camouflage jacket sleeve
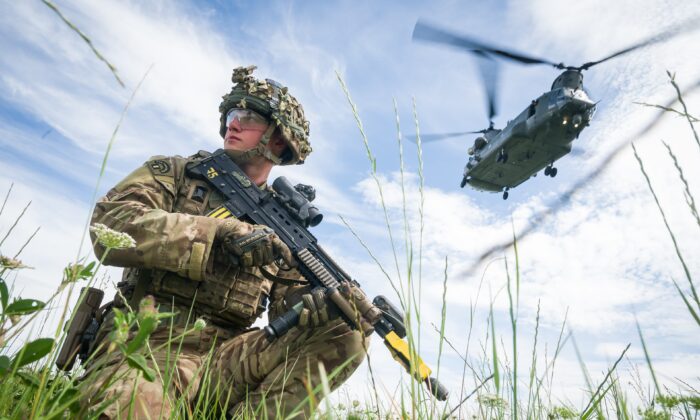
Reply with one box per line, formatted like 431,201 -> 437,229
90,156 -> 219,281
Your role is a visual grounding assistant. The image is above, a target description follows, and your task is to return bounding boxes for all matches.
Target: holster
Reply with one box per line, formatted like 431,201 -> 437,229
55,287 -> 105,371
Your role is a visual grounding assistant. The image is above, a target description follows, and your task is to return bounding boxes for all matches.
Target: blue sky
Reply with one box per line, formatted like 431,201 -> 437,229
1,0 -> 700,413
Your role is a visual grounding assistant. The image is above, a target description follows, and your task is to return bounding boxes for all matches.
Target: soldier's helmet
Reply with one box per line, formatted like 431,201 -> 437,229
219,66 -> 312,165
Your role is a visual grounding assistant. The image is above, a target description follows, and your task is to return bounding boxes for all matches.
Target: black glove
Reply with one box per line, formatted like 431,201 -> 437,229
215,219 -> 294,268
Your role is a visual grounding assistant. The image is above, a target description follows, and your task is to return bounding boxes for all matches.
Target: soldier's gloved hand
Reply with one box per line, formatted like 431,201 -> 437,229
337,281 -> 382,331
215,219 -> 295,268
298,288 -> 332,329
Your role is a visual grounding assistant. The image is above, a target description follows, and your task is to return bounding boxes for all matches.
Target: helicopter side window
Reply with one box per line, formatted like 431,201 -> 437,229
550,88 -> 567,107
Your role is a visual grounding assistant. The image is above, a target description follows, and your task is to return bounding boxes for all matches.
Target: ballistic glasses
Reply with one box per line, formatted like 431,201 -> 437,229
225,108 -> 269,131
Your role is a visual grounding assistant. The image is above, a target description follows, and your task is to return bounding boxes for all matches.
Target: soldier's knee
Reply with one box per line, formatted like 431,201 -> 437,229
341,328 -> 368,358
81,366 -> 170,419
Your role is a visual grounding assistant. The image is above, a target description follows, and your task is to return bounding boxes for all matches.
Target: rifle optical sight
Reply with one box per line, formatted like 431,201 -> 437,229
272,176 -> 323,227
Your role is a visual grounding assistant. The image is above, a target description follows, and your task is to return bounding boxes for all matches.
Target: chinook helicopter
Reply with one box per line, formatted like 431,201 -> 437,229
412,18 -> 698,200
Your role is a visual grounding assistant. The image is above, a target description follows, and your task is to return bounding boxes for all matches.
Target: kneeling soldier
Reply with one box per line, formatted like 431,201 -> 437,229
80,66 -> 367,418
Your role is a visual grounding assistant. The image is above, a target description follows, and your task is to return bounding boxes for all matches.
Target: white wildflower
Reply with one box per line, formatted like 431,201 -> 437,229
193,318 -> 207,331
478,394 -> 507,410
90,223 -> 136,249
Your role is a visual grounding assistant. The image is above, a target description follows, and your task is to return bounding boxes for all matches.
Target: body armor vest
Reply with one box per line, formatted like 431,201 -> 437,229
119,151 -> 274,329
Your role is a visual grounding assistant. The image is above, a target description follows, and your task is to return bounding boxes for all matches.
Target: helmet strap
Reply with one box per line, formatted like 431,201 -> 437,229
256,124 -> 282,165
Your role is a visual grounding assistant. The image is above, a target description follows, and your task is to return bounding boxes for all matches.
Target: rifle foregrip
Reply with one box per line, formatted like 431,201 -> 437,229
426,376 -> 449,401
264,302 -> 303,341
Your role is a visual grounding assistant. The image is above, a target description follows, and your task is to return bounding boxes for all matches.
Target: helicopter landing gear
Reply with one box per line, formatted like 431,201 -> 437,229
460,176 -> 468,188
544,164 -> 557,177
502,187 -> 509,200
497,148 -> 509,164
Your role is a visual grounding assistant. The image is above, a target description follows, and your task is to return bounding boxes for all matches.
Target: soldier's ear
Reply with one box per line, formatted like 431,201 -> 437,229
271,135 -> 286,147
268,133 -> 289,159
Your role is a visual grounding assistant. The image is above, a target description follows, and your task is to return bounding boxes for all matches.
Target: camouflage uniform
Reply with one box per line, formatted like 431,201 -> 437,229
81,68 -> 367,419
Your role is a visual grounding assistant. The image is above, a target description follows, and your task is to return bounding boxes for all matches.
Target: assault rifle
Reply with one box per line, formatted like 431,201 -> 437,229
188,149 -> 448,401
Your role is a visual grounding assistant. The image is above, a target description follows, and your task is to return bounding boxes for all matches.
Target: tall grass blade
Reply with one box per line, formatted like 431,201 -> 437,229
526,300 -> 541,420
411,97 -> 426,326
580,343 -> 631,419
392,98 -> 413,288
0,183 -> 12,218
571,333 -> 603,419
632,143 -> 700,317
0,201 -> 31,248
667,71 -> 700,152
505,256 -> 518,420
335,72 -> 405,294
489,299 -> 500,394
75,65 -> 152,261
11,227 -> 40,260
41,0 -> 125,88
672,278 -> 700,327
509,222 -> 523,420
662,141 -> 700,230
435,255 -> 449,418
447,373 -> 495,417
636,319 -> 661,395
458,258 -> 496,417
633,101 -> 699,121
338,215 -> 401,301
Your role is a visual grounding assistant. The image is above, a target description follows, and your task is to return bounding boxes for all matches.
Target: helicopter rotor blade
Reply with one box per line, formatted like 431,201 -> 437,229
406,131 -> 484,144
577,15 -> 700,70
413,20 -> 563,68
474,53 -> 499,123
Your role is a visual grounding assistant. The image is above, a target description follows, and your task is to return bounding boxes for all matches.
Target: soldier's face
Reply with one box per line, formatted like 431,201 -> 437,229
224,109 -> 269,152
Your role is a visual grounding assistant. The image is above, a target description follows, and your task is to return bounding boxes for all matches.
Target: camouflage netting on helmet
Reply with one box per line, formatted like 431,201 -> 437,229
219,65 -> 312,165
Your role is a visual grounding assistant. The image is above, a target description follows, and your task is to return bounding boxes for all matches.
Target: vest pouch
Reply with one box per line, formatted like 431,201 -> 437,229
225,267 -> 272,320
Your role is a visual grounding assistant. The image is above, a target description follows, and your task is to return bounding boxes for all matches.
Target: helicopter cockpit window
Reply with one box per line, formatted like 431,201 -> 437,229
552,88 -> 569,107
474,137 -> 487,151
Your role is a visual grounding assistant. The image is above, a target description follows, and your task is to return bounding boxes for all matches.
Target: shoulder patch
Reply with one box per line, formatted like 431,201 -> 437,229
144,155 -> 180,196
148,159 -> 172,175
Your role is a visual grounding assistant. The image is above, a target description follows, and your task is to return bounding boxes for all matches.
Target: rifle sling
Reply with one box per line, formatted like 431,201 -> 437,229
259,266 -> 309,287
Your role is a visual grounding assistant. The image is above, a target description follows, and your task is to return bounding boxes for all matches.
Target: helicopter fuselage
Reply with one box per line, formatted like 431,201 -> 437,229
462,73 -> 596,192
